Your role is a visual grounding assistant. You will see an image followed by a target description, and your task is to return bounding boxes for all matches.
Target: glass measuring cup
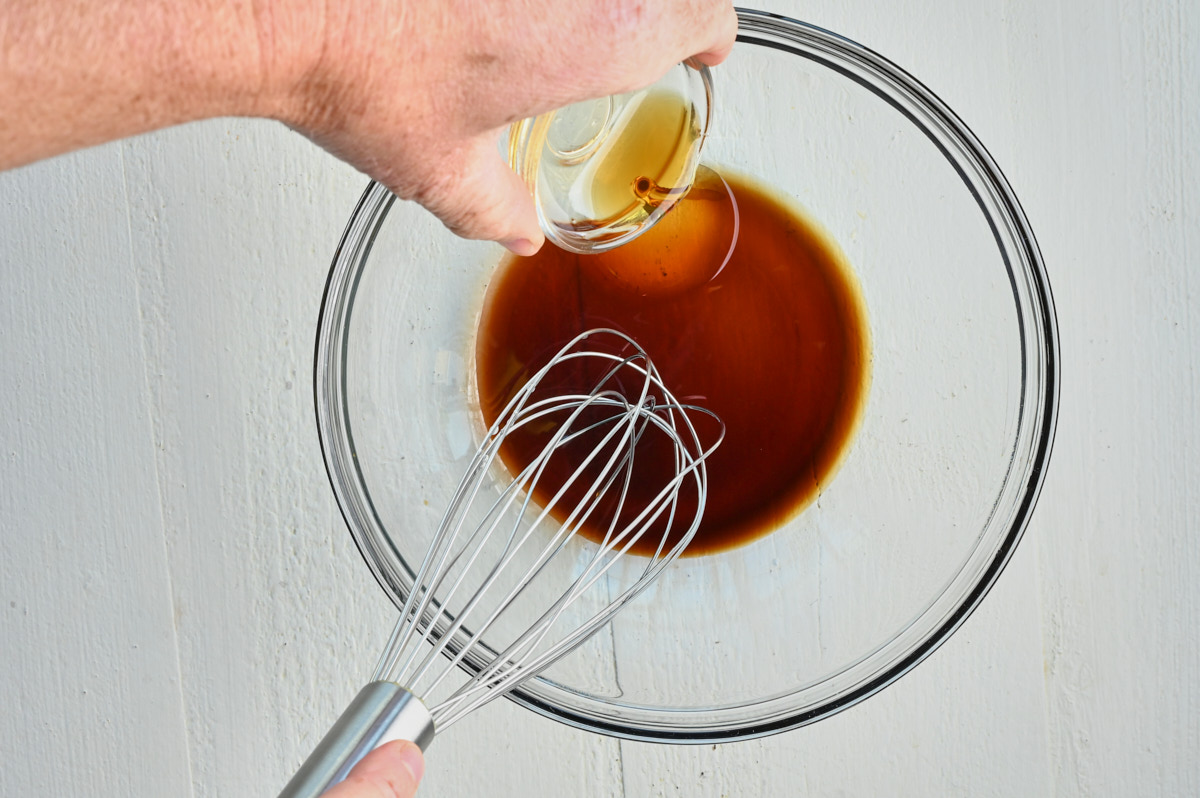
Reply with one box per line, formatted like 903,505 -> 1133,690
507,61 -> 713,253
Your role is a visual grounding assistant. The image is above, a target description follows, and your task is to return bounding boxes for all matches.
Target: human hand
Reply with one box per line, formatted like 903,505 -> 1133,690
1,0 -> 734,254
267,0 -> 738,254
319,740 -> 424,798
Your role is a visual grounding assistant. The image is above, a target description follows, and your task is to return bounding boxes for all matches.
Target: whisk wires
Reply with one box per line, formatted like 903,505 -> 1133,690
372,329 -> 723,731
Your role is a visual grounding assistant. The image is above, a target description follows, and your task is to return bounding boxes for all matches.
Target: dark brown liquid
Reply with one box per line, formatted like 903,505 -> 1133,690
475,168 -> 870,556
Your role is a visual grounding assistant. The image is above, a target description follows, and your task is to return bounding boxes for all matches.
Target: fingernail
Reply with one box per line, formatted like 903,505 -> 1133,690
501,238 -> 539,257
397,742 -> 425,785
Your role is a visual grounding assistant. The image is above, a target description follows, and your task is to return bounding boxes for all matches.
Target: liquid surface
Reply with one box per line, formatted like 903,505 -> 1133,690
476,169 -> 871,556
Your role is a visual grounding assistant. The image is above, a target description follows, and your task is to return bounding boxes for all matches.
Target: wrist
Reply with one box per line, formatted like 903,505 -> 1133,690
242,0 -> 328,124
254,1 -> 363,132
261,1 -> 429,139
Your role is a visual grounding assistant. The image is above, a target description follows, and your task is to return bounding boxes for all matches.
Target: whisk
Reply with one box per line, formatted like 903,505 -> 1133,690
280,328 -> 722,797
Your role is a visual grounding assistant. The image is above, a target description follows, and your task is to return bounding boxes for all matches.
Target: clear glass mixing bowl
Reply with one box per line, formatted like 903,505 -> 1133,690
314,10 -> 1059,742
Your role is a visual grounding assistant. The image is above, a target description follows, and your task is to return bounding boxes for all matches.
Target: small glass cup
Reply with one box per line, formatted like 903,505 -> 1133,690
507,61 -> 713,253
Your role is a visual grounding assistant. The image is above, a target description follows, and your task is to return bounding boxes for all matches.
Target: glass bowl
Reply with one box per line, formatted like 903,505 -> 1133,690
315,9 -> 1059,742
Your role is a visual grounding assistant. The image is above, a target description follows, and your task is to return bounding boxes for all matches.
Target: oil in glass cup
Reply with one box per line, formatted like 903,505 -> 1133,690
507,61 -> 713,253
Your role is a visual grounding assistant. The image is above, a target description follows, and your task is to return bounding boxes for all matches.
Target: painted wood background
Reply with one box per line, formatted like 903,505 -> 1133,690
2,0 -> 1196,794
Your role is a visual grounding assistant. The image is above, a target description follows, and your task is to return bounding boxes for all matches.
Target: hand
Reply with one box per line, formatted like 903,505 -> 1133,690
1,0 -> 736,256
320,741 -> 425,798
271,0 -> 737,254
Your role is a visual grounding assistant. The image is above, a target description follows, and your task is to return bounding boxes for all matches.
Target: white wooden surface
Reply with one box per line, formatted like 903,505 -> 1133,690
2,1 -> 1196,795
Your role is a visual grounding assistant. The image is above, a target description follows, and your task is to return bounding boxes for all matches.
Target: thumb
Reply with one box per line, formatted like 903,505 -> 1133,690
419,133 -> 545,256
320,740 -> 425,798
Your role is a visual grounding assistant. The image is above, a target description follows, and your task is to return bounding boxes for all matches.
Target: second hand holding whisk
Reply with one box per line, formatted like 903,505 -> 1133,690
280,329 -> 723,797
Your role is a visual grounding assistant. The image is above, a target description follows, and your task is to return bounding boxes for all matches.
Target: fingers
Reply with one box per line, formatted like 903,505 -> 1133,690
410,133 -> 545,256
589,1 -> 737,85
321,741 -> 425,798
687,3 -> 739,66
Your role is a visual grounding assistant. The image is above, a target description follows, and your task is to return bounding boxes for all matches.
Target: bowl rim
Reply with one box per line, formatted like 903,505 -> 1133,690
314,8 -> 1060,743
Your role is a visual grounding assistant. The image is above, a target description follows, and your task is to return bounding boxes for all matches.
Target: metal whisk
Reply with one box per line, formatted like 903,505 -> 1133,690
281,329 -> 722,797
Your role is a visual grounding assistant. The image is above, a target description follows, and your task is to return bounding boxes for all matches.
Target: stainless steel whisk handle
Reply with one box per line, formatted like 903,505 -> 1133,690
278,681 -> 435,798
